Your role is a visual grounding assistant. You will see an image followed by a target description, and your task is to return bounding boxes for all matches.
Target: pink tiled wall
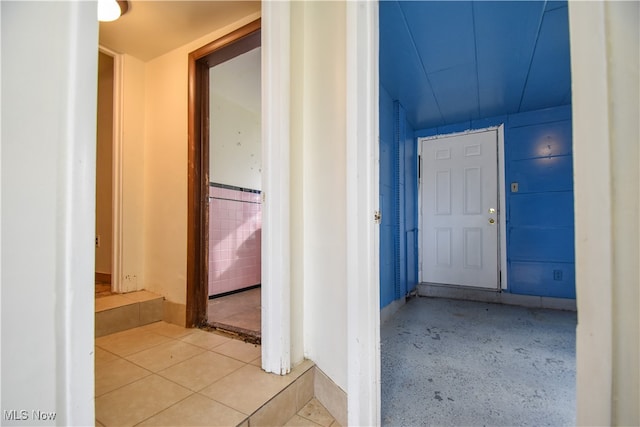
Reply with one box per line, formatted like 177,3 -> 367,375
208,186 -> 262,296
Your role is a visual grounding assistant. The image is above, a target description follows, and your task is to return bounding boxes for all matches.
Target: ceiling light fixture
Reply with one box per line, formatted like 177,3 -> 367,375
98,0 -> 129,22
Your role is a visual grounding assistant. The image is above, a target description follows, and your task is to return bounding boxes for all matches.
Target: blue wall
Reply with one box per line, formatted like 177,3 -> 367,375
415,105 -> 575,299
380,86 -> 419,309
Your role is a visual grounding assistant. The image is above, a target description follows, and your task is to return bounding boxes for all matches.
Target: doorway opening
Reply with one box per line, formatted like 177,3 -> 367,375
95,49 -> 115,298
187,19 -> 262,342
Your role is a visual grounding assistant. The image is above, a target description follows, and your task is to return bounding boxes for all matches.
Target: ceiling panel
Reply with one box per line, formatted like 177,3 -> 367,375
428,63 -> 479,124
400,1 -> 475,74
380,0 -> 572,130
519,5 -> 572,112
474,1 -> 545,117
379,1 -> 443,126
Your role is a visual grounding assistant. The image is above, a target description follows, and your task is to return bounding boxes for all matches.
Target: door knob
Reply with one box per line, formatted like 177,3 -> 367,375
488,218 -> 495,224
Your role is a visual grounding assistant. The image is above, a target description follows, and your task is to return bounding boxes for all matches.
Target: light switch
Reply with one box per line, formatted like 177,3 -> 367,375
510,182 -> 519,193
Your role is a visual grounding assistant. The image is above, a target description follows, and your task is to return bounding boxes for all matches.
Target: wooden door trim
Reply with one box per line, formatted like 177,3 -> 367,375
187,18 -> 261,327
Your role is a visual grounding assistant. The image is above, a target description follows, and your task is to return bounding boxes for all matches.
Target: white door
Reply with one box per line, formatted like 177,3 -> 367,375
420,130 -> 499,289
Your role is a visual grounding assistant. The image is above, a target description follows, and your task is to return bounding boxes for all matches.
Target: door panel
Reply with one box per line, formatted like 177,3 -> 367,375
421,130 -> 499,289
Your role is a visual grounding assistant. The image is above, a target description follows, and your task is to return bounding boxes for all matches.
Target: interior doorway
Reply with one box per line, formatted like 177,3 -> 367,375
187,19 -> 262,340
95,50 -> 115,297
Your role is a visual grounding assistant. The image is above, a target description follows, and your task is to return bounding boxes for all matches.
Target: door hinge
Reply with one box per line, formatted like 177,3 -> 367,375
374,210 -> 382,224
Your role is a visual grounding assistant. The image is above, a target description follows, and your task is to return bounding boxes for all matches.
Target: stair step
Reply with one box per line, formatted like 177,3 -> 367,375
95,290 -> 163,337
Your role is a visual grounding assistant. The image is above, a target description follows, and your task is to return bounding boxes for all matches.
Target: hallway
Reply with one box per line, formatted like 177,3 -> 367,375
381,297 -> 576,426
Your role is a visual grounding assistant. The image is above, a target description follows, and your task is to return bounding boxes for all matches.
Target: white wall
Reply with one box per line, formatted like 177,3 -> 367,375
209,94 -> 261,189
143,12 -> 261,307
210,48 -> 262,190
291,1 -> 348,392
570,1 -> 640,425
120,53 -> 146,293
1,2 -> 97,425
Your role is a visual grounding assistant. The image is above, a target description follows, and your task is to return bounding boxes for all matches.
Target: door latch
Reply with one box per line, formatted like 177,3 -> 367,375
374,210 -> 382,224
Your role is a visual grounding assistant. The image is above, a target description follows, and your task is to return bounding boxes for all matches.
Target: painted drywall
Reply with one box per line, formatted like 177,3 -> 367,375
209,48 -> 262,190
291,1 -> 348,392
1,1 -> 97,424
120,53 -> 147,292
96,52 -> 114,275
415,105 -> 575,299
143,13 -> 261,306
569,1 -> 639,424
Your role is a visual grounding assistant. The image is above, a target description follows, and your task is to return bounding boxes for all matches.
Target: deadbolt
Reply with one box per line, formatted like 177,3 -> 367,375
488,208 -> 496,214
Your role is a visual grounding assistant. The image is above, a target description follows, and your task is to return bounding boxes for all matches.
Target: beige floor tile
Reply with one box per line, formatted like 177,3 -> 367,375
329,421 -> 342,427
211,339 -> 261,363
95,328 -> 172,357
158,351 -> 244,391
137,393 -> 247,427
285,414 -> 322,427
125,340 -> 205,372
180,329 -> 232,349
120,290 -> 162,303
199,364 -> 294,415
96,419 -> 106,427
290,359 -> 315,380
95,295 -> 134,312
95,346 -> 119,366
139,321 -> 194,339
298,399 -> 335,427
95,358 -> 152,397
250,356 -> 262,367
95,375 -> 191,427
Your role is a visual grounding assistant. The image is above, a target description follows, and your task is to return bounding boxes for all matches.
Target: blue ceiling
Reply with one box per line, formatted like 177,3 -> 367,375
379,1 -> 572,130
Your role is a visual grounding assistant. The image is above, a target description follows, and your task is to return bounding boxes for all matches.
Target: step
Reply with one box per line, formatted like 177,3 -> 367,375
95,290 -> 163,337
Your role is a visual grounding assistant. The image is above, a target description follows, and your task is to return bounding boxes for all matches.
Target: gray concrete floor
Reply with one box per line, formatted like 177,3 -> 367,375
381,296 -> 576,427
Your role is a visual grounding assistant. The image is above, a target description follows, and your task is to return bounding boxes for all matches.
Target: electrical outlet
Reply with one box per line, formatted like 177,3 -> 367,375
95,235 -> 101,248
553,270 -> 563,281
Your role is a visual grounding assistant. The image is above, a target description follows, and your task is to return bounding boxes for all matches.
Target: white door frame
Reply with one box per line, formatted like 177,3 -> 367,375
346,1 -> 381,425
98,45 -> 124,294
418,126 -> 507,290
261,1 -> 291,375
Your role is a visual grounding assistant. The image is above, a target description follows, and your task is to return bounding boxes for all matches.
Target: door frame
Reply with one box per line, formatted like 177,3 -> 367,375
98,45 -> 124,294
186,19 -> 262,328
418,125 -> 507,290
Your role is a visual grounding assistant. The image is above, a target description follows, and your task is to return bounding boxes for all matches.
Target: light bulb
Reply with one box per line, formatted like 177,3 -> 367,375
98,0 -> 121,22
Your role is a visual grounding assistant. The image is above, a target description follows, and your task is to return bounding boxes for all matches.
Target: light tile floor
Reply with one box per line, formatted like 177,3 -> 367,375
95,321 -> 334,426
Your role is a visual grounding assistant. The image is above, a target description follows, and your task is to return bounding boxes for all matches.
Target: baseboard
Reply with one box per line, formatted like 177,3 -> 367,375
380,297 -> 406,326
417,283 -> 577,311
313,366 -> 347,427
95,272 -> 111,284
163,300 -> 187,327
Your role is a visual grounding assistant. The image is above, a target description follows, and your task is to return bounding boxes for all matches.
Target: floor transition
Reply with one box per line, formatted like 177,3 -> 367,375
207,287 -> 261,342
